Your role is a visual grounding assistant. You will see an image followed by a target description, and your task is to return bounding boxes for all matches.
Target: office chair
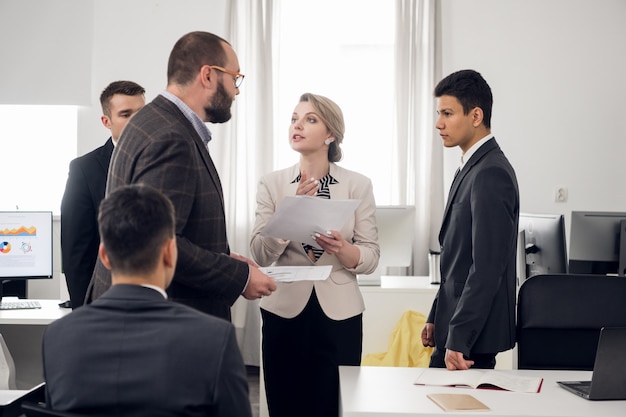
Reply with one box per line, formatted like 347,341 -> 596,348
517,274 -> 626,370
0,333 -> 17,390
21,402 -> 90,417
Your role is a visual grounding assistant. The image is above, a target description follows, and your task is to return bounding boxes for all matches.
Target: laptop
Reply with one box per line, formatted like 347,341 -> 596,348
557,327 -> 626,400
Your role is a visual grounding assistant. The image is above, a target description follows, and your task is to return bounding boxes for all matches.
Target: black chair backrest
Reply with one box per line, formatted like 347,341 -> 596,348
517,274 -> 626,370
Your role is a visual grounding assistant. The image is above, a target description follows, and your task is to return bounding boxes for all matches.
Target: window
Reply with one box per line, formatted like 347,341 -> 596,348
0,105 -> 77,215
274,0 -> 397,205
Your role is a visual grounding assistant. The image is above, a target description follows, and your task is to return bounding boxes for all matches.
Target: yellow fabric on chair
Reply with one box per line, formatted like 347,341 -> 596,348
362,310 -> 433,367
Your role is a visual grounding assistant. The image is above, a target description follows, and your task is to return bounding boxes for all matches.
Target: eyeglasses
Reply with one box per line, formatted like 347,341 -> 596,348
209,65 -> 245,88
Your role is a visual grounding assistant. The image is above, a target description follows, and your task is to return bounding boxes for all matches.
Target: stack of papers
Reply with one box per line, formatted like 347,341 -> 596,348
260,196 -> 360,248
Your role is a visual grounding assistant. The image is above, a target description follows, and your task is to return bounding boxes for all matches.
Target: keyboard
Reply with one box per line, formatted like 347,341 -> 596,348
0,300 -> 42,310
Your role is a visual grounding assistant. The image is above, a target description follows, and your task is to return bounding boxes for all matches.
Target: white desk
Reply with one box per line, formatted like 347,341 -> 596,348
260,277 -> 440,417
340,366 -> 626,417
0,300 -> 70,389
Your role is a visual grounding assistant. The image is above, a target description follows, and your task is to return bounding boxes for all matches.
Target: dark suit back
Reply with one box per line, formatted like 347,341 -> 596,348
85,96 -> 248,318
43,285 -> 251,417
428,138 -> 519,355
61,139 -> 113,308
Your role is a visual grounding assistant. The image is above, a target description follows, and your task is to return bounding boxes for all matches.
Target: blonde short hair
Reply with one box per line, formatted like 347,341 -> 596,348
299,93 -> 344,162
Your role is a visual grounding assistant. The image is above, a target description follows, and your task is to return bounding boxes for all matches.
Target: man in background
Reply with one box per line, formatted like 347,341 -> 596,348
421,69 -> 519,370
61,80 -> 145,309
44,185 -> 252,417
86,31 -> 276,320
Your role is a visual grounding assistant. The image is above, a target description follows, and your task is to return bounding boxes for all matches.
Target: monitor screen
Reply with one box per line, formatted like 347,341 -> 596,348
0,211 -> 53,279
518,213 -> 568,278
569,211 -> 626,276
358,205 -> 414,285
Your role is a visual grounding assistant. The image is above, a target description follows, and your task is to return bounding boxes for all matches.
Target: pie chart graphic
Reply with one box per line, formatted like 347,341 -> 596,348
0,242 -> 11,253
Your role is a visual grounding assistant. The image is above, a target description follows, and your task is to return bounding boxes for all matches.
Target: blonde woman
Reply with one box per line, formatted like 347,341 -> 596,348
250,93 -> 379,417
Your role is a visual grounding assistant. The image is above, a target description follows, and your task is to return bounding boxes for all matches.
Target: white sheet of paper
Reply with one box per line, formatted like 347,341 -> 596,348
259,265 -> 332,282
260,196 -> 361,248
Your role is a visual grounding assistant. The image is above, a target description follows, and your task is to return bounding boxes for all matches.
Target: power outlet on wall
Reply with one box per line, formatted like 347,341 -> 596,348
554,186 -> 568,203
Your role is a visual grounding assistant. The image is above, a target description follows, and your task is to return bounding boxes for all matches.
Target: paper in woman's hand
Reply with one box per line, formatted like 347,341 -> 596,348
261,196 -> 360,248
259,265 -> 332,282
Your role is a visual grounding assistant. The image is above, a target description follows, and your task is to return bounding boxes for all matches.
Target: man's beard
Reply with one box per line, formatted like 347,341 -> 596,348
204,81 -> 232,123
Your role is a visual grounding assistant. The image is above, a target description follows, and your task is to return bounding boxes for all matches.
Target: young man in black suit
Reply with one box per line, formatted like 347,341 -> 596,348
421,69 -> 519,370
44,185 -> 252,417
60,81 -> 145,308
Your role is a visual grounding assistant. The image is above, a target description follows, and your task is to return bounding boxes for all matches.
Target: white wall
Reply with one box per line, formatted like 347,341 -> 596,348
440,0 -> 626,244
5,0 -> 231,299
80,0 -> 230,155
0,0 -> 92,105
6,0 -> 626,297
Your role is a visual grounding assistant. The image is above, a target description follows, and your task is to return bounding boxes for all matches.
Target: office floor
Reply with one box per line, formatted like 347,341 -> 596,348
247,366 -> 260,417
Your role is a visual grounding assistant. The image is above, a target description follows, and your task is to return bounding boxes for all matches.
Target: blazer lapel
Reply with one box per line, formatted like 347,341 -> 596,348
439,138 -> 499,237
194,137 -> 225,206
155,96 -> 226,208
96,138 -> 114,173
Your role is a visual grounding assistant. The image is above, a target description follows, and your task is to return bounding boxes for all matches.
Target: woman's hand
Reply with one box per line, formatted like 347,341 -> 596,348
312,230 -> 344,255
313,230 -> 359,269
297,171 -> 319,196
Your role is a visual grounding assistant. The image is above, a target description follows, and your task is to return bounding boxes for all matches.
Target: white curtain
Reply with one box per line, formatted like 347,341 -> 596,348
394,0 -> 442,275
221,0 -> 442,277
210,0 -> 277,366
218,0 -> 441,364
222,0 -> 276,257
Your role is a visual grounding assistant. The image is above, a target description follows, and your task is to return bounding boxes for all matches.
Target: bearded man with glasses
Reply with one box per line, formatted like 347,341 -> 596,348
85,31 -> 276,320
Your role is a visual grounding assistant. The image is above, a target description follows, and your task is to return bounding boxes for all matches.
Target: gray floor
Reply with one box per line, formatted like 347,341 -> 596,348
247,366 -> 260,417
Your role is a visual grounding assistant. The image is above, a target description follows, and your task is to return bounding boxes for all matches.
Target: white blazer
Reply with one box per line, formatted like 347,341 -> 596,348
250,163 -> 380,320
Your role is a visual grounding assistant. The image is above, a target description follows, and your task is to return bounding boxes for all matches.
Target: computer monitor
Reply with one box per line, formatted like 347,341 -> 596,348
569,211 -> 626,276
357,206 -> 414,285
0,211 -> 53,299
518,213 -> 568,278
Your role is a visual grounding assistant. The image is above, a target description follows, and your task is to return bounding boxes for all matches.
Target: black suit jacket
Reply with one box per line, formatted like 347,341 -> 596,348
43,284 -> 252,417
60,138 -> 113,308
85,95 -> 248,319
427,138 -> 519,356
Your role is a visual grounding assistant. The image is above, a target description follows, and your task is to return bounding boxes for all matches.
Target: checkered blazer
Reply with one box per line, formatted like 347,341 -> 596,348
85,95 -> 248,318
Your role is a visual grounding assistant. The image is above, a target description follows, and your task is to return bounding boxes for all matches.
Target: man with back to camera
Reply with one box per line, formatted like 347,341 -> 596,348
421,69 -> 520,370
61,80 -> 145,309
44,185 -> 253,417
85,31 -> 277,320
